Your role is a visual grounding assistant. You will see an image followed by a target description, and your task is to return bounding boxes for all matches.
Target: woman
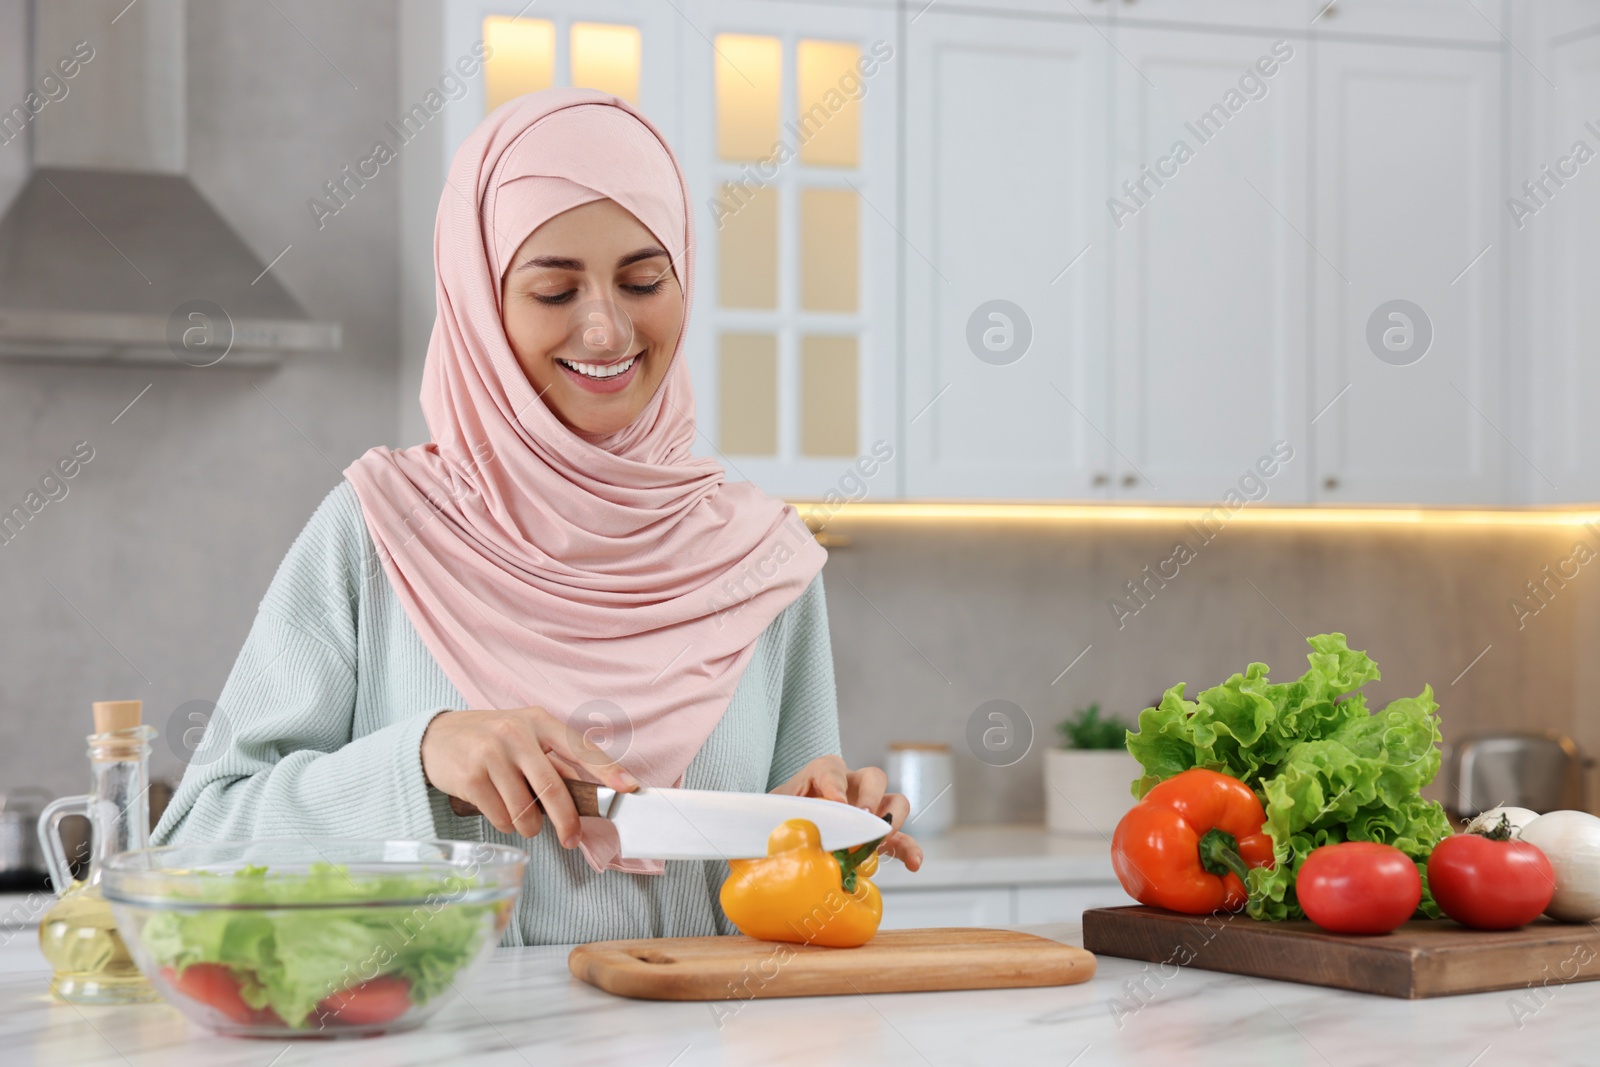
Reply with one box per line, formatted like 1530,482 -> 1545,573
153,88 -> 922,945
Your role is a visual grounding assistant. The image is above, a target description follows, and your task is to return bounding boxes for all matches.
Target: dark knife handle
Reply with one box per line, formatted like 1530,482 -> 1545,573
447,778 -> 608,819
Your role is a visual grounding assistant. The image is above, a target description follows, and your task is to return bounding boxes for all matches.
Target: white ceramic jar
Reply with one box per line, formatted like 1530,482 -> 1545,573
885,742 -> 955,838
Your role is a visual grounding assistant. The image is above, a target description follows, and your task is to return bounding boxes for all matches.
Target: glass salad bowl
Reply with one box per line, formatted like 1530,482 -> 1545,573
102,838 -> 526,1038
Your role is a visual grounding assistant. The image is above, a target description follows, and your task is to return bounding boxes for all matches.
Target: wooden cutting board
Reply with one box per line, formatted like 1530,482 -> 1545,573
1083,906 -> 1600,999
569,927 -> 1096,1000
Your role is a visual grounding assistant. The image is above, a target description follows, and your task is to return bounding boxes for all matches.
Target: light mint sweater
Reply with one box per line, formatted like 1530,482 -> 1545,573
152,480 -> 843,946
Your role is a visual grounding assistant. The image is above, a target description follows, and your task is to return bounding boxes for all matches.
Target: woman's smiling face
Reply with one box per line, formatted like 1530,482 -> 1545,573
501,198 -> 683,437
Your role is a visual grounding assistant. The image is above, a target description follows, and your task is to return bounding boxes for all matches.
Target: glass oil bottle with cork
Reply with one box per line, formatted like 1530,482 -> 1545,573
35,700 -> 159,1004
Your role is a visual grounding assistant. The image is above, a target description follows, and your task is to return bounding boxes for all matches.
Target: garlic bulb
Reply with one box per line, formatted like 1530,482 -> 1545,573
1463,806 -> 1540,838
1518,810 -> 1600,923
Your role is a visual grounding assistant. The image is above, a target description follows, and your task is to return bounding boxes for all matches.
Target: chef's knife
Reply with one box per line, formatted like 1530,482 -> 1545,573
447,781 -> 892,860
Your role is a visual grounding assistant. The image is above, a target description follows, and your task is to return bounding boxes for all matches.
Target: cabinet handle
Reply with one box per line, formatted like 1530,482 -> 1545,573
1092,472 -> 1109,487
1323,476 -> 1340,491
1121,473 -> 1138,488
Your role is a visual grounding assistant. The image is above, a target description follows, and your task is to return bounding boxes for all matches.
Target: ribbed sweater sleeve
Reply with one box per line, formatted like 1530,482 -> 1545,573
765,573 -> 844,791
152,488 -> 448,845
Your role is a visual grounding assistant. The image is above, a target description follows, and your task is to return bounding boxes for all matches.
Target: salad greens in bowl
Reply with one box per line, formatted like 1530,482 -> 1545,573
102,839 -> 526,1038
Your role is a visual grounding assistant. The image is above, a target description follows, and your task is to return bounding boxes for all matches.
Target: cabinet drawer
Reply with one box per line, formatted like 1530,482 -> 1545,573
1014,884 -> 1137,925
877,887 -> 1014,929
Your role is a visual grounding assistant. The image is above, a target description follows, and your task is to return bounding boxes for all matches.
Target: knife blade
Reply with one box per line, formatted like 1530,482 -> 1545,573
447,780 -> 892,860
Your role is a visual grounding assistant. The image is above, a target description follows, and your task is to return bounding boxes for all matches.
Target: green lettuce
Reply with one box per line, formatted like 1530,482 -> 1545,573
139,863 -> 499,1027
1126,633 -> 1452,920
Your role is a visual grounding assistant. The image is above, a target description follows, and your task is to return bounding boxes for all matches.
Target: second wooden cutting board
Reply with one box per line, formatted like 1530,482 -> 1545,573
1084,906 -> 1600,998
569,927 -> 1096,1000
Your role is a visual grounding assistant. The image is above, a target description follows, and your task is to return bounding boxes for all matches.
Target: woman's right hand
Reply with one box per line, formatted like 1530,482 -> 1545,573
419,706 -> 638,847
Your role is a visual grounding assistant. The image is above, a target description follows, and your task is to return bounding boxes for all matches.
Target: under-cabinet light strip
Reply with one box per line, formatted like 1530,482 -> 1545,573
784,501 -> 1600,528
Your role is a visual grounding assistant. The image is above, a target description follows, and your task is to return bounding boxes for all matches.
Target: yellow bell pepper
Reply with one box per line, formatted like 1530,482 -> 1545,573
719,818 -> 885,948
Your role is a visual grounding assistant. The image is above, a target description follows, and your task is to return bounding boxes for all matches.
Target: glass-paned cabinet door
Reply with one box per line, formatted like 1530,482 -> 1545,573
679,0 -> 899,500
435,1 -> 685,185
481,14 -> 642,107
482,17 -> 555,109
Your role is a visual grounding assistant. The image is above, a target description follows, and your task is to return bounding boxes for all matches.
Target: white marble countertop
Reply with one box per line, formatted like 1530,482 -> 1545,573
4,920 -> 1597,1066
872,825 -> 1116,889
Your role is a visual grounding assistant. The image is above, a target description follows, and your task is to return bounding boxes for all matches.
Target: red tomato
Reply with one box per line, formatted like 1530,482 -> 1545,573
161,963 -> 282,1026
162,963 -> 252,1023
1296,842 -> 1422,935
1427,833 -> 1555,930
317,976 -> 413,1027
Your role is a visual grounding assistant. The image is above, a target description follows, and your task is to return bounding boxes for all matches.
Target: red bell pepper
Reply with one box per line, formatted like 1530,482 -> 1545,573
1111,768 -> 1274,914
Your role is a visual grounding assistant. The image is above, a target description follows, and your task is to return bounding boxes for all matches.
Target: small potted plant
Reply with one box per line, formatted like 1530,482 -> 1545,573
1045,703 -> 1143,837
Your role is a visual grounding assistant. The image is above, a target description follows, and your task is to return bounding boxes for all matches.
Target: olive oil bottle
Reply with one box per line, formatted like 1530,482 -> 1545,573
36,700 -> 159,1004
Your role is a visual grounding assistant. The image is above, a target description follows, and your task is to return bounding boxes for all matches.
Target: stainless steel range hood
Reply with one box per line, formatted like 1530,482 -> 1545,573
0,0 -> 339,365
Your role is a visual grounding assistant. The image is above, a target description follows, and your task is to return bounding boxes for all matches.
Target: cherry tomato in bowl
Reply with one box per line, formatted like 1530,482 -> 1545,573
317,976 -> 414,1027
160,964 -> 285,1027
1427,833 -> 1555,930
1296,842 -> 1421,935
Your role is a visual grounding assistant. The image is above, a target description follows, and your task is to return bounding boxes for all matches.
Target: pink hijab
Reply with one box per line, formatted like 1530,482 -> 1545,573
343,88 -> 827,874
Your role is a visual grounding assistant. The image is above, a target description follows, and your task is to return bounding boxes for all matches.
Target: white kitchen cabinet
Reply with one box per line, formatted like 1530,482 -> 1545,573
903,10 -> 1113,499
1310,39 -> 1505,504
1527,0 -> 1600,42
903,13 -> 1314,503
1014,883 -> 1137,924
902,0 -> 1112,18
1108,25 -> 1312,502
1524,30 -> 1600,501
1114,0 -> 1315,31
876,887 -> 1015,930
872,827 -> 1128,927
1308,0 -> 1507,43
876,882 -> 1136,928
403,1 -> 1524,507
900,6 -> 1512,505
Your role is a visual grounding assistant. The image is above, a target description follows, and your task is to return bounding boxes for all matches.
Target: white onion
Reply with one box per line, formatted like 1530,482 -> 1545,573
1464,806 -> 1541,837
1518,810 -> 1600,923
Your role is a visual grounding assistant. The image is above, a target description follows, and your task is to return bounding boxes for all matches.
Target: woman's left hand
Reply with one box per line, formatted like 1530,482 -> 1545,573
770,755 -> 924,872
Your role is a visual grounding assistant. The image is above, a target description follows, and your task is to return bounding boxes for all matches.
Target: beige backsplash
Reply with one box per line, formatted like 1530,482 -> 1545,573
819,510 -> 1596,826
